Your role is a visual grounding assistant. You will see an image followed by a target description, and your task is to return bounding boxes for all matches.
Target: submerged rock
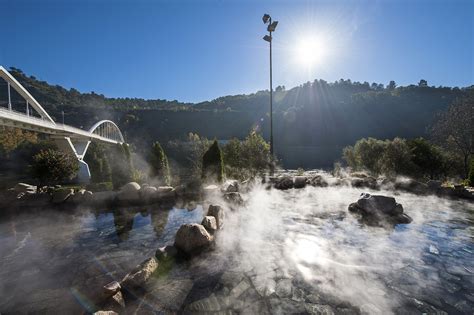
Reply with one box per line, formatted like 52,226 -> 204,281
348,193 -> 412,226
121,257 -> 158,289
174,223 -> 213,256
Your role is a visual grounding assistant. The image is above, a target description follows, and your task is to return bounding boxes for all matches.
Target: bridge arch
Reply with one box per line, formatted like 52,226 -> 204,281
89,120 -> 125,143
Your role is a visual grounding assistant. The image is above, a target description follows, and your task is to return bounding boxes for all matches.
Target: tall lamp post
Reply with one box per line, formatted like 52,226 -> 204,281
262,14 -> 278,174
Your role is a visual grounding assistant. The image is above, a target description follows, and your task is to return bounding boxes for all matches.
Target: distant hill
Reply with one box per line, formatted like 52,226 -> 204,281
1,67 -> 471,168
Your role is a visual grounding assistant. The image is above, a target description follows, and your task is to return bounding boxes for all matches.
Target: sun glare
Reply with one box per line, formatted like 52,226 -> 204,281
294,36 -> 327,67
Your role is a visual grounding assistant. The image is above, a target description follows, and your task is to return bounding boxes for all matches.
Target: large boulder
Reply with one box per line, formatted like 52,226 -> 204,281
207,205 -> 224,229
348,193 -> 412,226
201,216 -> 217,233
294,176 -> 308,189
351,176 -> 377,190
52,189 -> 74,204
121,257 -> 158,289
174,224 -> 213,256
117,182 -> 141,202
274,176 -> 294,190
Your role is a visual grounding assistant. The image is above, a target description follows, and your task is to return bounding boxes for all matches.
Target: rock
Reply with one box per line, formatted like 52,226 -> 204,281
93,311 -> 118,315
305,303 -> 335,315
275,279 -> 293,298
222,180 -> 239,193
224,192 -> 243,204
174,223 -> 213,256
203,184 -> 219,193
13,183 -> 36,193
351,176 -> 377,190
157,186 -> 175,199
202,216 -> 217,233
274,176 -> 294,190
103,281 -> 121,298
308,175 -> 328,187
71,189 -> 93,203
52,189 -> 74,204
140,185 -> 157,201
157,186 -> 174,193
92,191 -> 116,205
348,193 -> 412,226
294,176 -> 308,189
117,182 -> 141,202
394,179 -> 428,195
207,204 -> 224,229
121,257 -> 158,289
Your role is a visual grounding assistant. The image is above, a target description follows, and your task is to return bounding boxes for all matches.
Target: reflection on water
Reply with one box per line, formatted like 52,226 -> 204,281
0,186 -> 473,314
0,205 -> 203,313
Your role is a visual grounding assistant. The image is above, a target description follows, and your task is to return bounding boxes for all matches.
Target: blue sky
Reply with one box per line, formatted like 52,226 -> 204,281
0,0 -> 472,103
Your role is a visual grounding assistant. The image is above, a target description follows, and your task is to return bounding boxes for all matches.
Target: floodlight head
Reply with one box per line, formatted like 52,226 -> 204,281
262,14 -> 271,24
267,21 -> 278,32
263,35 -> 272,42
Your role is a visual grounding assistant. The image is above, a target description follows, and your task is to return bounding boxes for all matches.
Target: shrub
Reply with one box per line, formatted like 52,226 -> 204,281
222,131 -> 271,179
202,140 -> 224,183
343,137 -> 455,179
468,159 -> 474,187
149,141 -> 171,185
31,149 -> 79,187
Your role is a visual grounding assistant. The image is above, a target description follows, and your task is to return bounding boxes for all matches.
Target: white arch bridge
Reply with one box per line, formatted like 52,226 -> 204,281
0,66 -> 126,182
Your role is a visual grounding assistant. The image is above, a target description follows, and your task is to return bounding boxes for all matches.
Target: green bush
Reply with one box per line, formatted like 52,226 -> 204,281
202,140 -> 224,183
222,131 -> 270,179
343,137 -> 452,179
149,141 -> 171,185
468,159 -> 474,187
86,181 -> 113,192
31,149 -> 79,187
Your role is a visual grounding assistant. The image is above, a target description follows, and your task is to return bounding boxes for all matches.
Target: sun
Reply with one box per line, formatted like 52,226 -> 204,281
294,36 -> 327,67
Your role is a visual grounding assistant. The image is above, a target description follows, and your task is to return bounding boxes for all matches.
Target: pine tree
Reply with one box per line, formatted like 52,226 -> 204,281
202,140 -> 224,183
149,141 -> 171,185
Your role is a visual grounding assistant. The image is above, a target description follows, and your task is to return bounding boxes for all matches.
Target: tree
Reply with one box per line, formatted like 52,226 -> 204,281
432,93 -> 474,177
31,149 -> 79,187
418,79 -> 428,87
109,143 -> 133,189
149,141 -> 171,185
407,138 -> 446,179
202,140 -> 224,183
84,142 -> 111,183
387,81 -> 397,90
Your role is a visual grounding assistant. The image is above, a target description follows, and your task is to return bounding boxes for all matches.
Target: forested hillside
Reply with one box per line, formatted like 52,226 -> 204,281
1,67 -> 471,168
